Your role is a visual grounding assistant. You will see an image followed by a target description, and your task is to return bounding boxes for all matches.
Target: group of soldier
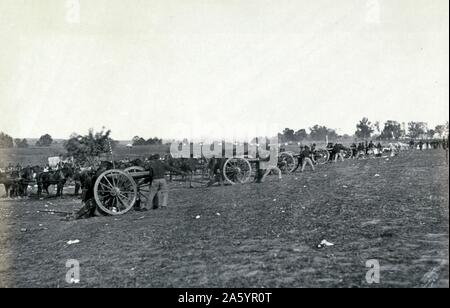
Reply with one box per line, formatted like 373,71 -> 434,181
294,141 -> 385,172
409,138 -> 448,151
0,163 -> 23,173
2,136 -> 448,219
290,137 -> 449,175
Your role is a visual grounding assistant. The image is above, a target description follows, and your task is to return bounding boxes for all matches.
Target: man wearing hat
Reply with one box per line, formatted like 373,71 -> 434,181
138,154 -> 184,210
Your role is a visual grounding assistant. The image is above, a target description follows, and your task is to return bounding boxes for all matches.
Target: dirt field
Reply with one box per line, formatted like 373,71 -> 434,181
0,150 -> 448,288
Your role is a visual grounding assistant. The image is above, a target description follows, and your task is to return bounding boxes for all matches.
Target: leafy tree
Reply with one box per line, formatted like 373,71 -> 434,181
427,129 -> 436,139
294,129 -> 308,142
282,128 -> 295,142
146,137 -> 163,145
132,136 -> 163,146
132,136 -> 147,146
355,117 -> 374,139
14,138 -> 28,148
408,122 -> 428,139
277,133 -> 285,143
64,129 -> 117,164
309,125 -> 338,141
36,134 -> 53,147
374,121 -> 381,134
434,124 -> 447,138
0,132 -> 14,148
380,120 -> 402,140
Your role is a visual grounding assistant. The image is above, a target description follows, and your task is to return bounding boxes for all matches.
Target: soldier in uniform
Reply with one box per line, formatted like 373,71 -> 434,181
418,140 -> 424,151
73,163 -> 112,219
73,167 -> 82,196
350,142 -> 357,159
138,154 -> 184,210
300,146 -> 315,172
6,163 -> 14,173
368,140 -> 375,152
333,143 -> 345,162
15,163 -> 22,172
376,142 -> 383,157
255,147 -> 282,182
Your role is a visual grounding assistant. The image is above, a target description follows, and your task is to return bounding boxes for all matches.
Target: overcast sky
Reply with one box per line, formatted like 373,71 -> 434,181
0,0 -> 448,141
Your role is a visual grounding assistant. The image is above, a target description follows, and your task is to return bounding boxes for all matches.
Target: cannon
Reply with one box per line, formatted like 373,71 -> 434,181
277,152 -> 297,173
221,152 -> 294,185
93,166 -> 150,215
222,157 -> 254,185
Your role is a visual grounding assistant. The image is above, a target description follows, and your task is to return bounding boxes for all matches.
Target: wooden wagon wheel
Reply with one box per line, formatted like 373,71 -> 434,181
278,152 -> 297,173
223,158 -> 252,185
94,169 -> 138,215
314,149 -> 330,165
124,166 -> 152,206
343,148 -> 353,159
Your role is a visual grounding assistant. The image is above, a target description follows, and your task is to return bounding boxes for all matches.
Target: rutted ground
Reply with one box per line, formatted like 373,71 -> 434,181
0,150 -> 448,287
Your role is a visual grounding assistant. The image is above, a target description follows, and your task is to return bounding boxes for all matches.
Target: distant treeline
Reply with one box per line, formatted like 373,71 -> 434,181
1,118 -> 448,151
131,136 -> 163,146
0,133 -> 54,148
276,119 -> 449,143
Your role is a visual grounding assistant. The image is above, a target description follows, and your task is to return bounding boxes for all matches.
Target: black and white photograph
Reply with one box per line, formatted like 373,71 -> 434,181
0,0 -> 448,291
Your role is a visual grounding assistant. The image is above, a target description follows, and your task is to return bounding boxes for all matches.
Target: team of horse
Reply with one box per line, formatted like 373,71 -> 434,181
0,164 -> 75,198
0,166 -> 36,198
0,157 -> 208,199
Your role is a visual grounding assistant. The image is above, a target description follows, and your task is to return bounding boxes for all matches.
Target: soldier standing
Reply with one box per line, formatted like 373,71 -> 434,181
300,146 -> 315,172
139,154 -> 183,210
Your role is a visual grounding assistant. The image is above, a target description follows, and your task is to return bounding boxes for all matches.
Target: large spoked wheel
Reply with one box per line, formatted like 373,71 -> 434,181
223,158 -> 252,185
94,169 -> 138,215
314,149 -> 330,165
343,149 -> 353,159
278,152 -> 296,173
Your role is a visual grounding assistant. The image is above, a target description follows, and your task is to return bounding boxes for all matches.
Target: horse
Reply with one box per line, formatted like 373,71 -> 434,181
0,171 -> 15,197
163,156 -> 205,188
180,157 -> 210,187
0,166 -> 35,198
36,164 -> 74,197
15,166 -> 36,197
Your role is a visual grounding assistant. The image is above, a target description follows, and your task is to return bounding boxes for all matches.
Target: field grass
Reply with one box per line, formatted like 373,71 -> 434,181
0,145 -> 66,167
0,149 -> 448,287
